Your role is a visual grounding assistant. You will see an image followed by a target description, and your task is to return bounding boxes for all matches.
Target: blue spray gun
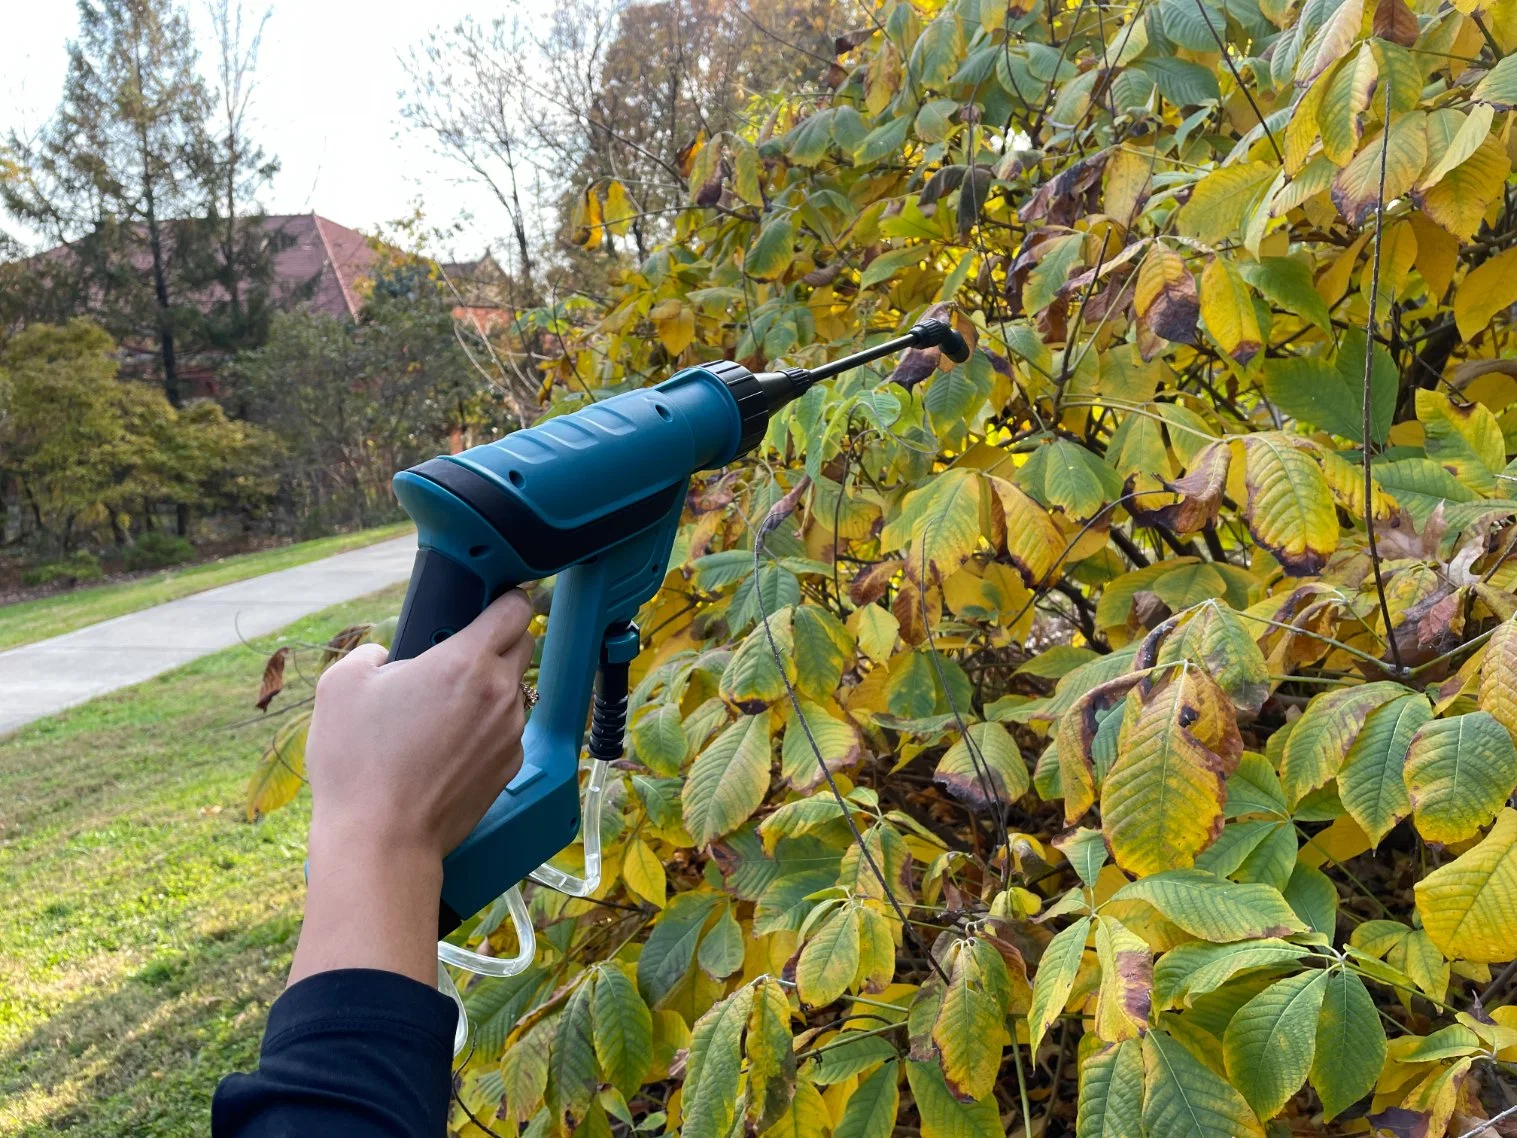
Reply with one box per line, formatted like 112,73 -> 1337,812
387,319 -> 969,974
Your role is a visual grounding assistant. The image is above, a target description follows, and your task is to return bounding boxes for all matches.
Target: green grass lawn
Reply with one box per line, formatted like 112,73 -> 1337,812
0,522 -> 413,653
0,583 -> 405,1137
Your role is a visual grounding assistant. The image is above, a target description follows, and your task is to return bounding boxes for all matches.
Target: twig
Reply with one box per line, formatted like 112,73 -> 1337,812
1192,0 -> 1283,164
1453,1102 -> 1517,1138
1362,77 -> 1404,678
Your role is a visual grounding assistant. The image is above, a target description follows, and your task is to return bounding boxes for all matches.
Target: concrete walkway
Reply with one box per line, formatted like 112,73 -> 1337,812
0,535 -> 418,736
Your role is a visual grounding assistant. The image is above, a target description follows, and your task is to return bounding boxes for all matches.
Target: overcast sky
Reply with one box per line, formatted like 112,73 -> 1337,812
1,0 -> 544,258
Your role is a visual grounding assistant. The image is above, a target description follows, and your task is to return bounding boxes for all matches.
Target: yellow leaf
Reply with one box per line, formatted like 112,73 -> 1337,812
1105,146 -> 1155,228
1455,243 -> 1517,342
1405,711 -> 1517,844
1240,434 -> 1340,577
1319,46 -> 1378,167
1279,681 -> 1408,807
1331,112 -> 1428,226
246,712 -> 309,821
1102,666 -> 1244,877
1199,258 -> 1263,366
1295,0 -> 1366,84
1416,807 -> 1517,962
1408,213 -> 1460,298
604,179 -> 636,236
760,1080 -> 830,1138
623,836 -> 667,908
1095,916 -> 1153,1042
984,475 -> 1064,584
849,604 -> 900,664
650,298 -> 696,357
1285,69 -> 1331,175
1419,134 -> 1510,241
1179,162 -> 1278,245
1416,389 -> 1506,494
1316,231 -> 1371,308
1133,246 -> 1199,352
1420,103 -> 1496,190
1479,616 -> 1517,740
571,183 -> 605,247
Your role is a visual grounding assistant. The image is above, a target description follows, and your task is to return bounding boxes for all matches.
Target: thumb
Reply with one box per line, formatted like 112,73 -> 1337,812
331,641 -> 388,675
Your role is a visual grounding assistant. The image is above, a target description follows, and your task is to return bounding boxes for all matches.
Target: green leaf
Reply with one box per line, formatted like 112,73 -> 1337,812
1143,1031 -> 1264,1138
905,1059 -> 1004,1138
1135,56 -> 1222,106
637,892 -> 721,1005
1279,681 -> 1408,807
1474,52 -> 1517,108
1153,939 -> 1308,1010
1283,861 -> 1338,938
1261,347 -> 1395,445
796,905 -> 861,1007
1338,694 -> 1431,846
1223,969 -> 1328,1120
682,987 -> 755,1138
683,712 -> 774,846
835,1062 -> 901,1138
807,1034 -> 898,1085
780,699 -> 862,792
934,721 -> 1030,808
1076,1039 -> 1144,1138
747,217 -> 796,281
592,965 -> 653,1096
631,703 -> 689,776
1053,827 -> 1109,889
1310,971 -> 1385,1121
698,905 -> 747,979
1405,710 -> 1517,844
1239,257 -> 1332,333
861,246 -> 931,290
548,979 -> 599,1126
1156,601 -> 1270,714
1016,439 -> 1123,520
1111,869 -> 1307,942
1028,916 -> 1091,1050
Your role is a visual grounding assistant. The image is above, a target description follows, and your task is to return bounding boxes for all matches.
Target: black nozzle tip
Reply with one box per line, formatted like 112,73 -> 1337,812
910,318 -> 971,364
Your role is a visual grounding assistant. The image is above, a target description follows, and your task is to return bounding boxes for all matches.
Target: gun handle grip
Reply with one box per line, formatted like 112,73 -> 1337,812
389,549 -> 505,662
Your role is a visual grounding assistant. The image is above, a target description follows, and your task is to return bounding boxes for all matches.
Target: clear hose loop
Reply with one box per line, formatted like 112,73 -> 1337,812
437,884 -> 536,977
436,960 -> 469,1057
527,760 -> 610,897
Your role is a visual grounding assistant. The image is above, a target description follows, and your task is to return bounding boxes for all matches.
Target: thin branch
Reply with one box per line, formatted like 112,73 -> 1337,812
1362,78 -> 1404,677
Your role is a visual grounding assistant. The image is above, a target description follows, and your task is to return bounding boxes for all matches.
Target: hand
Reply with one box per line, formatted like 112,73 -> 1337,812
288,590 -> 535,987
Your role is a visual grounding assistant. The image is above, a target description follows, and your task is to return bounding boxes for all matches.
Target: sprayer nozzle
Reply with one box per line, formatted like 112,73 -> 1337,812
909,318 -> 971,363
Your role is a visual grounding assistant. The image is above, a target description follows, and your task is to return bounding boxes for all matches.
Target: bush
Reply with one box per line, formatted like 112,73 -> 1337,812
122,532 -> 196,571
21,551 -> 102,588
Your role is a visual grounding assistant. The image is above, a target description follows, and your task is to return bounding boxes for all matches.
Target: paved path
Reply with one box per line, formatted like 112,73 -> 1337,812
0,536 -> 418,736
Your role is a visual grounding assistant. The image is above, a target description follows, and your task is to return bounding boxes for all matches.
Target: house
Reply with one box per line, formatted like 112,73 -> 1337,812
18,214 -> 510,394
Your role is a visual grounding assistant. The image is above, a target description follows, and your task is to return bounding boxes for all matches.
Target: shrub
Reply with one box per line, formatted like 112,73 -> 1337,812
122,532 -> 196,571
251,1 -> 1517,1134
21,551 -> 102,588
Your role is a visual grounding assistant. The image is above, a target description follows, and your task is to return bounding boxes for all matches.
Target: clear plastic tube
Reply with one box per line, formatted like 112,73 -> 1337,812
527,760 -> 610,897
436,960 -> 469,1057
436,884 -> 536,976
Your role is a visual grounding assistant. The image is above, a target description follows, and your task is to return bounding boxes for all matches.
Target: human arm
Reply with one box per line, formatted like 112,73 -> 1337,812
212,589 -> 534,1137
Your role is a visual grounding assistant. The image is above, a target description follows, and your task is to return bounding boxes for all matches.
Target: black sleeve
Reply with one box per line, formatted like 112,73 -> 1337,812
213,968 -> 458,1138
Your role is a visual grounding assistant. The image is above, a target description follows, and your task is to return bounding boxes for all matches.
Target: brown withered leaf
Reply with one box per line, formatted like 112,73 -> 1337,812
893,579 -> 940,644
1019,153 -> 1108,227
320,624 -> 374,671
758,476 -> 811,543
888,347 -> 940,387
1126,441 -> 1231,535
834,27 -> 874,53
256,647 -> 291,711
849,558 -> 903,605
1134,246 -> 1200,357
1388,586 -> 1466,668
1056,673 -> 1147,822
1374,504 -> 1448,561
694,168 -> 724,207
1373,0 -> 1419,46
1365,1107 -> 1431,1138
802,261 -> 842,287
823,61 -> 847,88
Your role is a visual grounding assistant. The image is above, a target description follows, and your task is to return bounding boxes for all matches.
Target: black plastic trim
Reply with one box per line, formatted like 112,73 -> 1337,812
411,458 -> 684,574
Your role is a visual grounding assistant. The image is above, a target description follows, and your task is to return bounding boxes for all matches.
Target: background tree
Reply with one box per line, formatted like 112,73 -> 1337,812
226,265 -> 512,531
3,0 -> 210,406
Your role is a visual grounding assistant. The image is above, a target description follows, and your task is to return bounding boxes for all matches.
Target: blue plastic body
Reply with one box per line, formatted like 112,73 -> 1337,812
391,366 -> 744,925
